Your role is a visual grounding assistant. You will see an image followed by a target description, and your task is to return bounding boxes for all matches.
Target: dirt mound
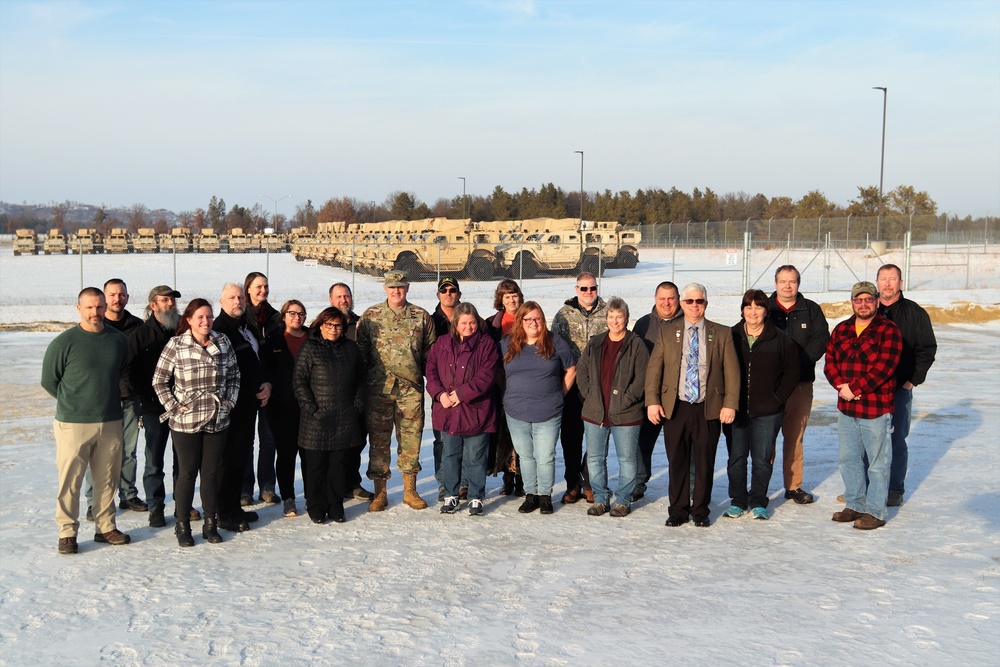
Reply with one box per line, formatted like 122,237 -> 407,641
0,322 -> 72,332
820,301 -> 1000,323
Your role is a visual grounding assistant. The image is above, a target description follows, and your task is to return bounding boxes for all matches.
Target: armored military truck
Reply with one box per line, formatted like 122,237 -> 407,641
13,229 -> 38,255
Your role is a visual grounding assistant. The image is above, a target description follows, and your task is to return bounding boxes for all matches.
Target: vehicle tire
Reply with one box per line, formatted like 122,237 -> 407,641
580,254 -> 602,276
513,253 -> 537,279
616,248 -> 638,268
465,255 -> 495,281
394,256 -> 421,281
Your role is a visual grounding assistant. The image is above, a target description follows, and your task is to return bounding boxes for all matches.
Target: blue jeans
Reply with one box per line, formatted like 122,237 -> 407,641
441,433 -> 489,500
584,422 -> 639,507
889,388 -> 911,495
434,429 -> 467,491
725,412 -> 782,509
141,410 -> 172,513
839,413 -> 891,521
506,413 -> 561,496
243,408 -> 276,496
84,397 -> 140,504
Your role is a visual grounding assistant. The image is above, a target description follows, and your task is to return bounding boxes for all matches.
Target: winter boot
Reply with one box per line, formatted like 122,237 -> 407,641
402,473 -> 428,510
175,520 -> 194,548
368,478 -> 388,512
202,516 -> 223,544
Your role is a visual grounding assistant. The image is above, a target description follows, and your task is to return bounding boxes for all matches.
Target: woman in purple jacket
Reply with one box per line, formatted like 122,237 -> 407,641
426,303 -> 501,516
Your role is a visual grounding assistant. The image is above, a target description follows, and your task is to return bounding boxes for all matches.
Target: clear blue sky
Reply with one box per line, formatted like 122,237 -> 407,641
1,0 -> 997,218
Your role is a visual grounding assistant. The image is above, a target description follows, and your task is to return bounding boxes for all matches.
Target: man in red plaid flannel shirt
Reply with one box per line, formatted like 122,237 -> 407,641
824,281 -> 902,530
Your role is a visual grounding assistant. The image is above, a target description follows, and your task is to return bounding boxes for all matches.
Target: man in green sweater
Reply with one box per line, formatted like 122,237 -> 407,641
41,287 -> 131,554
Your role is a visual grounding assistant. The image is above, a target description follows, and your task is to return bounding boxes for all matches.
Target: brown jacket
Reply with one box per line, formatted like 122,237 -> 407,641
645,317 -> 739,420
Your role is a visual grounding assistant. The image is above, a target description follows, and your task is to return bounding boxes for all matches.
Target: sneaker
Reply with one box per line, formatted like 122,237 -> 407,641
120,497 -> 149,512
58,536 -> 78,555
240,494 -> 253,507
609,504 -> 630,518
259,491 -> 280,505
468,499 -> 484,516
440,496 -> 460,514
283,498 -> 298,517
887,491 -> 904,507
148,508 -> 166,528
751,507 -> 769,520
723,505 -> 745,518
853,513 -> 886,530
94,529 -> 131,545
538,495 -> 554,515
832,508 -> 864,522
518,494 -> 540,514
587,503 -> 609,516
353,486 -> 374,501
784,488 -> 815,504
85,505 -> 94,522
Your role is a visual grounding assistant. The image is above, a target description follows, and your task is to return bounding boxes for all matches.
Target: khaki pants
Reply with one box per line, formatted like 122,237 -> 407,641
778,382 -> 813,491
54,420 -> 123,538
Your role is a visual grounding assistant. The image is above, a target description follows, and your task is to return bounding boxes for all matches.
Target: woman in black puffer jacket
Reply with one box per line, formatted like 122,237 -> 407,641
293,307 -> 365,524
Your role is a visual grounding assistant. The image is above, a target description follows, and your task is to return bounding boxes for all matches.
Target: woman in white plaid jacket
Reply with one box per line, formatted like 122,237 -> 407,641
153,297 -> 240,547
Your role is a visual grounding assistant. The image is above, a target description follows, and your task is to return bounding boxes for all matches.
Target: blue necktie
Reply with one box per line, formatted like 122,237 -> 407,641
685,326 -> 700,402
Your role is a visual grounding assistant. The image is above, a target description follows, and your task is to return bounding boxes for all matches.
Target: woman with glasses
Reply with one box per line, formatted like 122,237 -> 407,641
293,307 -> 365,524
485,279 -> 525,497
426,302 -> 500,516
263,299 -> 309,517
723,289 -> 799,521
501,302 -> 576,515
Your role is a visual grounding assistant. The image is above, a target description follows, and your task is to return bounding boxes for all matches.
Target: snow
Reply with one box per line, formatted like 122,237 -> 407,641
0,246 -> 998,665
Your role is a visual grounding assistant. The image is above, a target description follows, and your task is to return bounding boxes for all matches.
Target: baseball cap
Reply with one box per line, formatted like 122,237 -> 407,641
438,277 -> 460,292
851,281 -> 877,299
149,285 -> 181,301
383,271 -> 409,288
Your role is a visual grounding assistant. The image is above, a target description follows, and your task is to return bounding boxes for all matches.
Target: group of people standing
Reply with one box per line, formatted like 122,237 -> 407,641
44,261 -> 934,554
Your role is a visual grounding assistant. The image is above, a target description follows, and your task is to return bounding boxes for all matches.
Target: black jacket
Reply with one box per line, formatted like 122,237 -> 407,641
293,331 -> 365,451
125,316 -> 174,415
213,310 -> 269,412
877,293 -> 937,386
730,321 -> 800,419
632,307 -> 683,352
107,310 -> 143,398
263,328 -> 303,415
246,300 -> 283,342
767,292 -> 829,383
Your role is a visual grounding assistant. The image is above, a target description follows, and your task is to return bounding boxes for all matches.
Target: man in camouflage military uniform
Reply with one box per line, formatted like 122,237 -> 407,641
357,271 -> 437,511
552,272 -> 608,504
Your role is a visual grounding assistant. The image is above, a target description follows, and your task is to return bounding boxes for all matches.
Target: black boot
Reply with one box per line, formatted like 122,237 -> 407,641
514,473 -> 525,497
175,520 -> 194,547
518,494 -> 539,514
500,472 -> 514,496
202,516 -> 223,544
539,495 -> 554,514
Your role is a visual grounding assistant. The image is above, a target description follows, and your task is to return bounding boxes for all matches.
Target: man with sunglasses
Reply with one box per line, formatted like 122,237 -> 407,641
552,273 -> 608,504
825,281 -> 902,530
430,277 -> 465,501
645,283 -> 739,528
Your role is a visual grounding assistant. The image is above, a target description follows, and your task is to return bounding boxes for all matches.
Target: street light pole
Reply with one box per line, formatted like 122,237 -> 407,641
458,177 -> 466,219
873,86 -> 887,241
261,193 -> 292,233
574,151 -> 584,222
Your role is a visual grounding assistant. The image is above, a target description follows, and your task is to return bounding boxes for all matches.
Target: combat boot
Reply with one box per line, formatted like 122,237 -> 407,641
402,473 -> 428,510
369,478 -> 388,512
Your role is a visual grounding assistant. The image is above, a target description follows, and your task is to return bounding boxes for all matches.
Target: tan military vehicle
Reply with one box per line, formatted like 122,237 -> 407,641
68,228 -> 101,254
227,227 -> 251,253
43,229 -> 68,255
160,227 -> 192,253
196,228 -> 221,253
134,228 -> 159,253
105,228 -> 131,253
13,229 -> 38,255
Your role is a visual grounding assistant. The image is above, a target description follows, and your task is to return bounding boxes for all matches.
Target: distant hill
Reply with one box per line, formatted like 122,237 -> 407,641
0,201 -> 180,231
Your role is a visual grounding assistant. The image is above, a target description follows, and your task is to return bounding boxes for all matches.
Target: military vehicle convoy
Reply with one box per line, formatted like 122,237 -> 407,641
13,229 -> 38,255
291,217 -> 641,281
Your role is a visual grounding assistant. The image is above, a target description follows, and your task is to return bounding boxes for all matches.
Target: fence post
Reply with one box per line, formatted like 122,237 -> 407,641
824,232 -> 831,292
742,231 -> 750,292
671,241 -> 676,284
966,241 -> 971,288
846,214 -> 851,249
351,241 -> 356,296
173,238 -> 177,288
903,231 -> 912,286
79,238 -> 84,291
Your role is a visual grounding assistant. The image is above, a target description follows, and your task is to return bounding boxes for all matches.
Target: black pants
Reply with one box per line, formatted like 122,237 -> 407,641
267,404 -> 301,500
560,384 -> 589,491
171,429 -> 227,520
662,400 -> 721,520
220,406 -> 256,519
302,449 -> 348,521
635,416 -> 664,494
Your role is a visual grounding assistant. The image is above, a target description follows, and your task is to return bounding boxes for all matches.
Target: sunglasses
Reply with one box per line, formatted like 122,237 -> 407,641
439,288 -> 459,294
577,285 -> 598,292
681,298 -> 707,305
852,297 -> 876,304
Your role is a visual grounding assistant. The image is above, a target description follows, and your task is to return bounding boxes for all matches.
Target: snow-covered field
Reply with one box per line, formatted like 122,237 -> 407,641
0,247 -> 998,665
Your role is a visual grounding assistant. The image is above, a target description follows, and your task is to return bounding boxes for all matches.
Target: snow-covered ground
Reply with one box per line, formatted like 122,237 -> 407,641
0,247 -> 998,665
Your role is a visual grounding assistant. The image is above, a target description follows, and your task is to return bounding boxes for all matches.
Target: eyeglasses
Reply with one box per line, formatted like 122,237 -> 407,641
681,298 -> 707,305
522,317 -> 543,324
285,311 -> 306,319
321,322 -> 344,330
852,297 -> 876,304
577,285 -> 598,292
439,288 -> 458,294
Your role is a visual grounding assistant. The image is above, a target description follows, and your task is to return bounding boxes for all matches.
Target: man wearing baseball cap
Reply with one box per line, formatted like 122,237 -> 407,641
824,281 -> 902,530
